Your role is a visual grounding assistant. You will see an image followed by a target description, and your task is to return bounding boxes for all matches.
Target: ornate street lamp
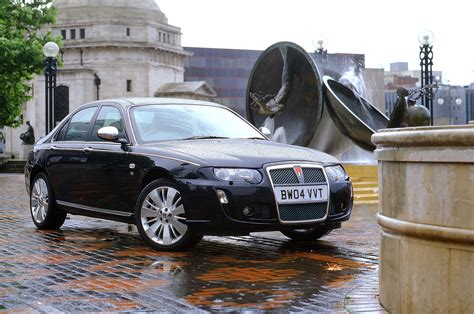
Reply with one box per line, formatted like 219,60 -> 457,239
43,42 -> 59,134
94,73 -> 101,100
418,30 -> 434,125
313,34 -> 328,64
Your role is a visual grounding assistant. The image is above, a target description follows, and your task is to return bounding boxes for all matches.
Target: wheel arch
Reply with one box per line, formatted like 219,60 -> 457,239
141,167 -> 172,190
30,165 -> 47,187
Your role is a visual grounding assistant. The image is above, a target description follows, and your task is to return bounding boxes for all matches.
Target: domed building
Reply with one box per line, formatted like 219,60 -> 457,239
53,0 -> 188,113
9,0 -> 188,155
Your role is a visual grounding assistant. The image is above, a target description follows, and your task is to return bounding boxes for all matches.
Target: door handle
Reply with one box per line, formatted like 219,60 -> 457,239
50,146 -> 59,151
83,147 -> 94,153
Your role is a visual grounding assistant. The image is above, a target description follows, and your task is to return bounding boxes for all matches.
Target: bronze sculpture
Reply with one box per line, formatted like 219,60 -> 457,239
387,86 -> 432,128
246,42 -> 323,147
323,77 -> 388,151
246,41 -> 432,158
20,121 -> 35,145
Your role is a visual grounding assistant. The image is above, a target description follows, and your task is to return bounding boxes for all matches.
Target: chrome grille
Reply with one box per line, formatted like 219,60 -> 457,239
269,168 -> 298,185
302,168 -> 326,183
267,164 -> 330,224
279,203 -> 328,222
269,167 -> 326,185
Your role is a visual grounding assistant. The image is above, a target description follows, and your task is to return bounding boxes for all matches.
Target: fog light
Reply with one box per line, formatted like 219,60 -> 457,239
340,201 -> 347,211
216,189 -> 228,204
242,206 -> 255,217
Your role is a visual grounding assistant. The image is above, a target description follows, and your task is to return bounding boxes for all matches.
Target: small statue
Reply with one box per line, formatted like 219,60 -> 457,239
20,121 -> 35,145
387,87 -> 431,128
387,88 -> 410,128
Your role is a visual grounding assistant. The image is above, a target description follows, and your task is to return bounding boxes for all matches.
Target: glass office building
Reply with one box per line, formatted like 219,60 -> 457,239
184,47 -> 261,116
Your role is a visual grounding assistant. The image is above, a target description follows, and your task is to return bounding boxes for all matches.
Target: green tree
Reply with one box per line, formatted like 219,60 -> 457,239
0,0 -> 60,127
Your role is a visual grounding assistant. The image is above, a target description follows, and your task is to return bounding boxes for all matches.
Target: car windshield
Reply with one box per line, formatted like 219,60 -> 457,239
130,104 -> 266,143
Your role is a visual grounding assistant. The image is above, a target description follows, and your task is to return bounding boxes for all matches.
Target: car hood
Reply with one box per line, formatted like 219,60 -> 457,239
148,139 -> 340,168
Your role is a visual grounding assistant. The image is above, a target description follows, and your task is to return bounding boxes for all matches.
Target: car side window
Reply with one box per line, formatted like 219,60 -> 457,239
63,107 -> 97,141
55,119 -> 70,141
90,106 -> 126,141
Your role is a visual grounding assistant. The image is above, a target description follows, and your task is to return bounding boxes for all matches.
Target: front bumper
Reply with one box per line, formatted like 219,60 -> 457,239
176,166 -> 353,236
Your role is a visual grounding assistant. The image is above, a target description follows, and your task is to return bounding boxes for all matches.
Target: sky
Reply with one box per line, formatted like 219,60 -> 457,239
158,0 -> 473,86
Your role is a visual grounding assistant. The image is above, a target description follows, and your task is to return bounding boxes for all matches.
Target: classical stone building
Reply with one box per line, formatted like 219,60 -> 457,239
154,81 -> 217,101
3,0 -> 189,159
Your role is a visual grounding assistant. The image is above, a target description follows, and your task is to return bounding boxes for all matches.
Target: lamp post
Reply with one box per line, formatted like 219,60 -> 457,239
43,42 -> 60,135
418,30 -> 434,125
313,34 -> 328,65
94,73 -> 101,100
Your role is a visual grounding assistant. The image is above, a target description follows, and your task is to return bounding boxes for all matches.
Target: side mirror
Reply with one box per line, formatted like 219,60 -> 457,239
97,126 -> 119,141
259,127 -> 272,137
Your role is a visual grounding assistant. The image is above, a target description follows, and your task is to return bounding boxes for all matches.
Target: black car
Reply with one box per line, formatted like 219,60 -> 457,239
25,98 -> 353,251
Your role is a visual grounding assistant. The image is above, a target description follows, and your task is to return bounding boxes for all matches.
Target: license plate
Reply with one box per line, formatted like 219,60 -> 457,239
274,185 -> 328,204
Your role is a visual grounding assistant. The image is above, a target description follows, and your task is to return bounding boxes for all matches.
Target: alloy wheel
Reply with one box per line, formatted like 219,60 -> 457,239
31,178 -> 49,224
140,186 -> 188,246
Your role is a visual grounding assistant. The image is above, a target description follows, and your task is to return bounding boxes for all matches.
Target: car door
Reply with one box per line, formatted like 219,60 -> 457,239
47,106 -> 98,204
80,104 -> 133,213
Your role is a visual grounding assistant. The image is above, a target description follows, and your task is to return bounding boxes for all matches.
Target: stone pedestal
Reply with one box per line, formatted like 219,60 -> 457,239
19,144 -> 32,160
372,125 -> 474,313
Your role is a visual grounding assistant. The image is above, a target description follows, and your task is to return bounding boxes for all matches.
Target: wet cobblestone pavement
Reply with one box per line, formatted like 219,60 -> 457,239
0,174 -> 385,312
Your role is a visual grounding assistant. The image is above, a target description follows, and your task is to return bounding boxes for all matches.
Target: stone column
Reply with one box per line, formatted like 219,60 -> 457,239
372,125 -> 474,313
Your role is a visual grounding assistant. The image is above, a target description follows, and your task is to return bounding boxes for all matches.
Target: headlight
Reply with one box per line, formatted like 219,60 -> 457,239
325,165 -> 346,182
214,168 -> 262,184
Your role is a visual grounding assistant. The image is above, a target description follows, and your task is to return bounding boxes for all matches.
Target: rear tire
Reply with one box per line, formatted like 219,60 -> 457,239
135,179 -> 202,251
30,173 -> 67,230
280,226 -> 332,241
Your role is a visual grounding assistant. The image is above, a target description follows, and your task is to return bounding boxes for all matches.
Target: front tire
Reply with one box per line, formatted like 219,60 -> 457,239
280,226 -> 332,241
30,173 -> 67,229
135,179 -> 202,251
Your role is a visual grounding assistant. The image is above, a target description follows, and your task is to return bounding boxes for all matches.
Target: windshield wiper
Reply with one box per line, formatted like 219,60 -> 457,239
183,136 -> 230,140
243,137 -> 267,140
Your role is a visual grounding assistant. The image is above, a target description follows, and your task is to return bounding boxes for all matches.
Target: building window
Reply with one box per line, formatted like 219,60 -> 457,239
158,32 -> 161,42
61,30 -> 66,39
126,80 -> 132,92
80,28 -> 85,39
70,29 -> 76,39
126,28 -> 130,37
167,34 -> 170,43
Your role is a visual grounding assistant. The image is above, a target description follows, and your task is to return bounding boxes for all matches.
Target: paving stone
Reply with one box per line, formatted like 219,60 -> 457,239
0,174 -> 384,312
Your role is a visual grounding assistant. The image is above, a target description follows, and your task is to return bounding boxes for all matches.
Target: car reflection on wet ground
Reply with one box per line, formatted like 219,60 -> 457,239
0,174 -> 384,312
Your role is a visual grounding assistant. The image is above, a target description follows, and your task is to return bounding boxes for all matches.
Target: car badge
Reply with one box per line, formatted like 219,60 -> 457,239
294,166 -> 304,183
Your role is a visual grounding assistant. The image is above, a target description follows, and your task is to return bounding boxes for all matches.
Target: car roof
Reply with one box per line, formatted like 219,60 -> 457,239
81,97 -> 228,109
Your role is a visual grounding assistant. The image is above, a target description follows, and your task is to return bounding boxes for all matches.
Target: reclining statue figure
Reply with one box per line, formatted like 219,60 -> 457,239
250,46 -> 290,115
387,86 -> 432,128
